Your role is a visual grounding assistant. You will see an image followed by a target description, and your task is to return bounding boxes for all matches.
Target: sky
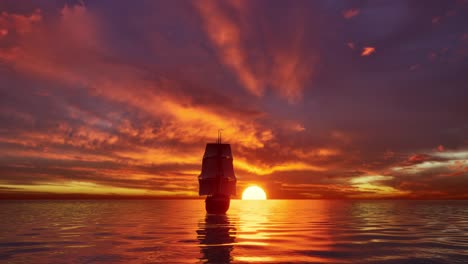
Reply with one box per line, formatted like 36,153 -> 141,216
0,0 -> 467,199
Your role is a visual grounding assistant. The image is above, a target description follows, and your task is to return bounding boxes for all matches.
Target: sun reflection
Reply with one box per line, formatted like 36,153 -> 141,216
237,200 -> 271,246
232,200 -> 336,263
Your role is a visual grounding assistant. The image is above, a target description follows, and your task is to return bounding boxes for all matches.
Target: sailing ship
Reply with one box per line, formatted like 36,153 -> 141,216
198,132 -> 237,214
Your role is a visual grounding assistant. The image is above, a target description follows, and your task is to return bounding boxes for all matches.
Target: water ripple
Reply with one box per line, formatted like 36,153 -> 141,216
0,200 -> 467,263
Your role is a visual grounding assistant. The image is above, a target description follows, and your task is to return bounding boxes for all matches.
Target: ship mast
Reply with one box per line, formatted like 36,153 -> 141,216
216,129 -> 223,194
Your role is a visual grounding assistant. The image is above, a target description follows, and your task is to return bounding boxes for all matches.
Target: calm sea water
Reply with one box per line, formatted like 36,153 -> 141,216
0,200 -> 467,263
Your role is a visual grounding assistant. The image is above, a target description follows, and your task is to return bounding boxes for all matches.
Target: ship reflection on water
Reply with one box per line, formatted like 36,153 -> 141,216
197,214 -> 236,263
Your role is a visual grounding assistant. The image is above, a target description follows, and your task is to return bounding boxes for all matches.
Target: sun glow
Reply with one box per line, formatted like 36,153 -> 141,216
242,186 -> 267,200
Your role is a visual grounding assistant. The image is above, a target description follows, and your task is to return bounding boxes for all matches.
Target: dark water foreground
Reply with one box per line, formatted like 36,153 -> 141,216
0,200 -> 467,263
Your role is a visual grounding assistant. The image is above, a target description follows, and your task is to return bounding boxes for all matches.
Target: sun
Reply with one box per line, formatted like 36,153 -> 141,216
242,186 -> 267,200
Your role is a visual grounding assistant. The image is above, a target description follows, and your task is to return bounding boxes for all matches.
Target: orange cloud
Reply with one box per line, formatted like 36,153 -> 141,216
194,0 -> 314,102
114,147 -> 200,166
291,123 -> 306,132
194,0 -> 263,96
58,4 -> 100,50
0,9 -> 42,35
0,5 -> 98,85
342,8 -> 360,19
0,3 -> 273,151
235,159 -> 325,176
270,45 -> 314,102
0,3 -> 290,198
0,182 -> 197,197
1,2 -> 465,200
291,148 -> 341,159
361,46 -> 376,56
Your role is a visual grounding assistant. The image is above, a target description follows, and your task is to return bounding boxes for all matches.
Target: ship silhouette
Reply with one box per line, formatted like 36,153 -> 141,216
198,131 -> 237,214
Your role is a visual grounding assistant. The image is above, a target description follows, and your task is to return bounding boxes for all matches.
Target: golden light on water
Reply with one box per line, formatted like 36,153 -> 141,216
242,186 -> 267,200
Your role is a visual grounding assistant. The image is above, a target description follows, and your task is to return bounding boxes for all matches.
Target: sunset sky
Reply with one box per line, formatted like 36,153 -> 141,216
0,0 -> 467,199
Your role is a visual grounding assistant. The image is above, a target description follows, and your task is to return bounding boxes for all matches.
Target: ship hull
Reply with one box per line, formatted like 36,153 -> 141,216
205,194 -> 230,214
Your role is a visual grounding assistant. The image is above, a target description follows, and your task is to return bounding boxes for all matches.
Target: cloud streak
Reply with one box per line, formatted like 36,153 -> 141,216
194,0 -> 315,102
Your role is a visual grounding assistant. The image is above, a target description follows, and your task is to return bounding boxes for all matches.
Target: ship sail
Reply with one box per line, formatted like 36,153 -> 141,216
198,143 -> 237,196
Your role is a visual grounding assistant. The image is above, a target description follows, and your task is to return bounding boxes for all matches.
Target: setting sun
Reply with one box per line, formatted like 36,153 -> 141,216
242,186 -> 267,200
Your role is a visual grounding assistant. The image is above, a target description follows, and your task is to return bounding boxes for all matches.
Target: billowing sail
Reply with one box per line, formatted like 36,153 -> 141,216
198,143 -> 237,196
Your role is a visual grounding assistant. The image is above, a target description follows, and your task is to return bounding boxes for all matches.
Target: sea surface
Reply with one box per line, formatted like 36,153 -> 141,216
0,200 -> 467,263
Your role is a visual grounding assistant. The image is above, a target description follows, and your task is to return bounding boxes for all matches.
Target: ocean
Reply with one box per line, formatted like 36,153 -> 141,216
0,200 -> 467,263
